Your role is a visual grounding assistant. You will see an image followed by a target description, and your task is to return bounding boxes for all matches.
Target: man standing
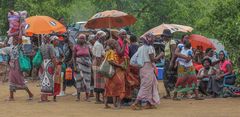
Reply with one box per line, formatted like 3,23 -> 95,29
161,29 -> 177,99
92,31 -> 106,103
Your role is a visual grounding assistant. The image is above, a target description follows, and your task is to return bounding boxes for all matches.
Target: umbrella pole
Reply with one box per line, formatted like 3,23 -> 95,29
108,18 -> 112,39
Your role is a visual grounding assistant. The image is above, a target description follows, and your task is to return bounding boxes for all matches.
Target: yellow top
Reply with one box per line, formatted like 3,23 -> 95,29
164,40 -> 176,60
106,49 -> 120,64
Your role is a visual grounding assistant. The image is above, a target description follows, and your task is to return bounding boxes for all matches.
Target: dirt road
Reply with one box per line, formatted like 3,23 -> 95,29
0,81 -> 239,117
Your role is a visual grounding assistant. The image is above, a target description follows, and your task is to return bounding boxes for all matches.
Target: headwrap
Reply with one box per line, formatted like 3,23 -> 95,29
96,30 -> 106,39
78,34 -> 86,40
141,32 -> 154,45
119,29 -> 127,35
50,36 -> 59,42
88,34 -> 95,41
106,39 -> 116,49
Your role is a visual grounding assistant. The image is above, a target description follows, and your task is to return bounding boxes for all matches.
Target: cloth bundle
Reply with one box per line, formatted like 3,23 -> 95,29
7,10 -> 28,36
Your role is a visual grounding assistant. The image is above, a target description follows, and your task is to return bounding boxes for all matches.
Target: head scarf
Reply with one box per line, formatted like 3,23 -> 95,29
96,30 -> 106,40
50,36 -> 59,42
78,34 -> 86,40
106,39 -> 116,49
119,29 -> 127,36
88,34 -> 95,42
141,32 -> 154,45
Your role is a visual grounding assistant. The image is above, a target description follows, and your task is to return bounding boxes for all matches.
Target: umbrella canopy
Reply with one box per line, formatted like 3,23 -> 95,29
25,16 -> 66,36
85,10 -> 137,29
209,39 -> 225,52
189,34 -> 216,51
142,24 -> 193,36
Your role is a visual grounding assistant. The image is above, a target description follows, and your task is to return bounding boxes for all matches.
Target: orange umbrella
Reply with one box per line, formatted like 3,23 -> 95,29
85,10 -> 137,29
142,23 -> 193,36
25,16 -> 66,36
189,34 -> 216,51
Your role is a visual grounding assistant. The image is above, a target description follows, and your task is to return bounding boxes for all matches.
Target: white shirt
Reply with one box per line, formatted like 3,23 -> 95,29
138,45 -> 155,63
178,47 -> 193,67
92,41 -> 105,58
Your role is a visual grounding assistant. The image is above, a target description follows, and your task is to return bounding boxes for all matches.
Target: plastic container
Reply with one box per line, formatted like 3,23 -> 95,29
156,67 -> 164,80
65,67 -> 73,80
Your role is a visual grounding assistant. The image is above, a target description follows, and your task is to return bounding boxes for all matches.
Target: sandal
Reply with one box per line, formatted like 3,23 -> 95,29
173,96 -> 181,101
195,97 -> 204,100
76,99 -> 80,102
104,105 -> 111,109
143,104 -> 152,109
27,95 -> 34,101
131,104 -> 141,110
162,95 -> 171,99
150,105 -> 157,109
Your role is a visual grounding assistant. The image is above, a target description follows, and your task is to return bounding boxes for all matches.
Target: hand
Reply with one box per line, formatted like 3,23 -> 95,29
169,62 -> 173,69
123,39 -> 128,44
120,64 -> 126,70
215,76 -> 222,80
186,56 -> 191,62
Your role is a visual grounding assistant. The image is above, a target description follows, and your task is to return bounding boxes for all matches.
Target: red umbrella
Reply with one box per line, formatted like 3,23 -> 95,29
189,34 -> 216,51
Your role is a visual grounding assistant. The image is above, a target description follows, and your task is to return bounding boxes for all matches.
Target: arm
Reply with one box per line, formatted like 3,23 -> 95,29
109,61 -> 123,69
212,60 -> 220,66
197,69 -> 204,79
174,46 -> 189,60
72,46 -> 76,67
116,41 -> 127,56
149,53 -> 162,62
49,45 -> 57,67
218,64 -> 233,79
170,44 -> 177,64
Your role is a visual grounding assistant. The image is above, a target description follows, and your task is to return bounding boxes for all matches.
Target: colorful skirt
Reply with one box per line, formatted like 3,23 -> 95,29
75,57 -> 92,93
175,65 -> 198,92
39,59 -> 55,95
105,67 -> 125,98
93,59 -> 105,93
137,63 -> 160,105
52,64 -> 61,96
9,60 -> 27,92
121,57 -> 140,98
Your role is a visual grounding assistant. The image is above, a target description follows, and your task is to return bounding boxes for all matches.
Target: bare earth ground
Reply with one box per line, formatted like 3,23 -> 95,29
0,81 -> 239,117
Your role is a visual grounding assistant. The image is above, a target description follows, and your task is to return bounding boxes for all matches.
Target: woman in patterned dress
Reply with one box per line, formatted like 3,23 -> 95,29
39,35 -> 56,102
4,37 -> 33,101
73,34 -> 92,101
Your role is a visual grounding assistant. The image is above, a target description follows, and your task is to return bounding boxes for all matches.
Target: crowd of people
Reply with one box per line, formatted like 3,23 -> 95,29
0,17 -> 239,111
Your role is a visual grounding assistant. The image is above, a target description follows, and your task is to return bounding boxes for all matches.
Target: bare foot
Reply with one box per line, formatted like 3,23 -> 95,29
27,95 -> 34,101
162,95 -> 171,99
89,93 -> 94,97
104,105 -> 111,109
38,100 -> 50,103
131,104 -> 141,110
85,98 -> 91,102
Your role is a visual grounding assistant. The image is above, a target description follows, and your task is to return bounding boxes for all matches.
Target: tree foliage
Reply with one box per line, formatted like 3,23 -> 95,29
0,0 -> 240,64
0,0 -> 74,35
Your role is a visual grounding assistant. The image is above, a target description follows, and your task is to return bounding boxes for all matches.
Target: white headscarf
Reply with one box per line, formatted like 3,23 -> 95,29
96,30 -> 106,39
50,36 -> 59,42
119,29 -> 127,35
